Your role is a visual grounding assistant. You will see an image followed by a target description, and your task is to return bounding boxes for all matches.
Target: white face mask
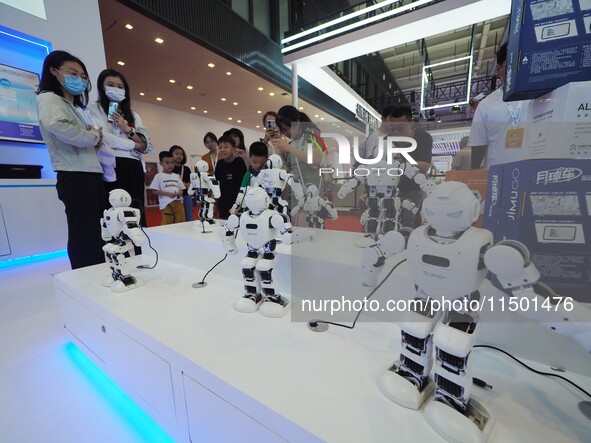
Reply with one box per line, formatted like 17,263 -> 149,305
105,86 -> 126,103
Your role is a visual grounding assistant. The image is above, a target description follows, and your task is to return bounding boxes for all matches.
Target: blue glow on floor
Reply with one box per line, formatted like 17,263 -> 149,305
66,343 -> 176,443
0,250 -> 68,270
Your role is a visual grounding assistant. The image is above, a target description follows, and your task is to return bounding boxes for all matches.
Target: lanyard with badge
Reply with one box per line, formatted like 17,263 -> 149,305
505,102 -> 524,149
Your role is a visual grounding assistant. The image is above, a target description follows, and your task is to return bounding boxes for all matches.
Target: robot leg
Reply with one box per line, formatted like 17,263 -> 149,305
204,196 -> 217,225
101,245 -> 117,287
424,293 -> 495,443
366,195 -> 380,237
110,249 -> 142,293
233,249 -> 263,313
381,193 -> 398,234
378,294 -> 441,409
257,249 -> 290,318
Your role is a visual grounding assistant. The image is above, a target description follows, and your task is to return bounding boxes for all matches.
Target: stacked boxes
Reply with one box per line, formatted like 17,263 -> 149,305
484,159 -> 591,301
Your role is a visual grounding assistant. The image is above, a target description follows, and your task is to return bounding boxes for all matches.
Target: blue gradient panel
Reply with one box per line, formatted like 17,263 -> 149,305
66,343 -> 176,443
0,24 -> 51,76
0,249 -> 67,269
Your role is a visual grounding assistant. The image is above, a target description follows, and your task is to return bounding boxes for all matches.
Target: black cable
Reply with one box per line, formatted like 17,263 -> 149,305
196,254 -> 228,285
309,258 -> 407,330
136,226 -> 158,269
474,344 -> 591,399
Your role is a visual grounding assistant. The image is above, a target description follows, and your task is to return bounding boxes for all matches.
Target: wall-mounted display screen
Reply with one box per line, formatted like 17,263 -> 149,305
0,63 -> 42,143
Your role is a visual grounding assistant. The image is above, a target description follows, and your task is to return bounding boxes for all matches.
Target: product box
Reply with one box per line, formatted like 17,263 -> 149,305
445,169 -> 489,227
527,81 -> 591,159
484,159 -> 591,301
504,0 -> 591,102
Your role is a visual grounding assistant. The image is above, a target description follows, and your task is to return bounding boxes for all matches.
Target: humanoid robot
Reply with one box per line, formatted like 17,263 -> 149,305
218,187 -> 315,318
338,159 -> 434,247
363,181 -> 591,443
291,183 -> 338,229
100,189 -> 146,293
255,154 -> 304,214
188,160 -> 221,231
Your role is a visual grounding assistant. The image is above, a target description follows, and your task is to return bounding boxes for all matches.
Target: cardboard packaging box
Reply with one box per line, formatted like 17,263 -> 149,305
527,81 -> 591,160
484,159 -> 591,301
505,0 -> 591,101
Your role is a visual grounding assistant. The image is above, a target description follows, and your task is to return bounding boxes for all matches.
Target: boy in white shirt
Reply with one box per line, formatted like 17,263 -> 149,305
149,151 -> 186,225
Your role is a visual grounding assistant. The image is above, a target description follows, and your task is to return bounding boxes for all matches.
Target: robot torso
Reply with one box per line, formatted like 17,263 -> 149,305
239,209 -> 277,250
256,169 -> 286,195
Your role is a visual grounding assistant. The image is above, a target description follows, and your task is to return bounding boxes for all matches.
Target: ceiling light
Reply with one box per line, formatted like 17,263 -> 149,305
169,79 -> 175,84
320,117 -> 325,120
207,63 -> 215,68
117,61 -> 125,66
226,71 -> 232,76
221,97 -> 226,101
257,87 -> 264,91
155,37 -> 164,44
269,92 -> 275,96
256,125 -> 260,129
156,97 -> 163,101
203,110 -> 208,113
190,106 -> 196,110
125,24 -> 133,30
227,117 -> 232,120
257,110 -> 262,114
186,85 -> 193,90
314,114 -> 319,118
299,107 -> 303,110
237,120 -> 242,123
233,102 -> 238,106
139,92 -> 145,96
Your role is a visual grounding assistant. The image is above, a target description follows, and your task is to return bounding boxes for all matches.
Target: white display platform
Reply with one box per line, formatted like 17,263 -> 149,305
54,222 -> 591,443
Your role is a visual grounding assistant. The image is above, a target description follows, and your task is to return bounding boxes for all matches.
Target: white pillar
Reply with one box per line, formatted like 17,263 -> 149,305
291,63 -> 298,109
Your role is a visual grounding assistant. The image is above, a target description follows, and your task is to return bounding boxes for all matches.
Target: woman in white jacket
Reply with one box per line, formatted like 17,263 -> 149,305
89,69 -> 153,228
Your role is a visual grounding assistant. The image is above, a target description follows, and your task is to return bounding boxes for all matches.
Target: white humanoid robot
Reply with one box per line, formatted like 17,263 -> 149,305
255,154 -> 304,215
291,183 -> 338,229
100,189 -> 146,293
363,181 -> 591,443
338,159 -> 435,247
188,160 -> 221,231
218,187 -> 315,318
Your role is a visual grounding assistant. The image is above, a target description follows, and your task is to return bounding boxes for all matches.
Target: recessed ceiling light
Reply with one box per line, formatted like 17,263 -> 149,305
203,110 -> 208,113
237,120 -> 242,123
320,117 -> 325,120
190,106 -> 196,110
314,114 -> 319,118
232,102 -> 238,106
221,97 -> 226,101
256,125 -> 260,128
155,37 -> 164,44
117,61 -> 125,66
226,71 -> 232,76
139,92 -> 145,96
269,92 -> 275,96
207,63 -> 215,68
169,79 -> 175,84
299,107 -> 303,110
257,87 -> 264,91
156,97 -> 163,101
186,85 -> 193,90
227,117 -> 232,120
125,24 -> 133,30
257,110 -> 262,114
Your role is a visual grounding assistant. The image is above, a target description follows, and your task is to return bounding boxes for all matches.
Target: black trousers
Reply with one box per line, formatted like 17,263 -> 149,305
105,157 -> 147,227
56,171 -> 107,270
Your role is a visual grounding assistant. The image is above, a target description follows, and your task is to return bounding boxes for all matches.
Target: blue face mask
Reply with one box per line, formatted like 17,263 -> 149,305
56,70 -> 88,95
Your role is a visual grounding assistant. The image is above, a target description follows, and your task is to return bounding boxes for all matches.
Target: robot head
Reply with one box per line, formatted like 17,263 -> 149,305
305,183 -> 319,198
109,189 -> 133,208
421,181 -> 480,235
195,160 -> 209,173
266,154 -> 283,169
244,187 -> 270,214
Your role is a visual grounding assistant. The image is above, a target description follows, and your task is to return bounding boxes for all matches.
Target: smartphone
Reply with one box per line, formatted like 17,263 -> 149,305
107,102 -> 118,122
266,119 -> 276,129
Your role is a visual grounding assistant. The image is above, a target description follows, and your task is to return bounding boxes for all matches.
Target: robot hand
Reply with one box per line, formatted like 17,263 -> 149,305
291,180 -> 304,202
484,240 -> 540,289
362,230 -> 406,286
325,203 -> 338,220
230,203 -> 241,216
291,204 -> 301,217
128,227 -> 146,247
337,177 -> 359,199
217,226 -> 238,254
281,228 -> 317,245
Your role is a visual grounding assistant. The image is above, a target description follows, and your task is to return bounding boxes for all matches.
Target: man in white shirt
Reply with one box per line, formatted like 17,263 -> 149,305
469,43 -> 530,168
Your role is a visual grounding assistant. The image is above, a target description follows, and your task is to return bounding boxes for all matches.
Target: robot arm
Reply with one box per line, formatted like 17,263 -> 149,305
362,230 -> 406,287
217,214 -> 240,254
484,240 -> 591,352
118,208 -> 146,247
321,199 -> 339,220
402,162 -> 436,194
100,211 -> 111,241
270,213 -> 316,244
187,172 -> 199,196
281,171 -> 304,202
290,202 -> 302,217
337,177 -> 362,199
207,174 -> 221,199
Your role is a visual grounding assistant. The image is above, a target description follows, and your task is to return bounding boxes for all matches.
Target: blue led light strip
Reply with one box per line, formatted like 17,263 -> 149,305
66,343 -> 175,443
0,249 -> 67,269
0,27 -> 51,54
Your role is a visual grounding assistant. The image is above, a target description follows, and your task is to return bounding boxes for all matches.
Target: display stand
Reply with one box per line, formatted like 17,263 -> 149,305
53,222 -> 591,443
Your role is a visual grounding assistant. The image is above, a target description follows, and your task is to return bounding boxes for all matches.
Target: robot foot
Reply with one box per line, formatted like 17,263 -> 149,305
354,234 -> 377,248
259,294 -> 290,318
377,363 -> 435,410
424,396 -> 495,443
101,275 -> 115,287
233,293 -> 263,313
110,276 -> 143,293
195,220 -> 213,232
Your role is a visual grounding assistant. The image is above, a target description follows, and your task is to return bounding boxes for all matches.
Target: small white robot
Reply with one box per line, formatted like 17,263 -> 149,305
188,160 -> 221,231
338,159 -> 434,247
363,181 -> 591,443
218,187 -> 315,318
255,154 -> 304,214
100,189 -> 146,293
291,183 -> 338,229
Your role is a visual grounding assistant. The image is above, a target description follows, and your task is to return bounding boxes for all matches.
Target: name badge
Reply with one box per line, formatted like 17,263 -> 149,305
505,128 -> 524,149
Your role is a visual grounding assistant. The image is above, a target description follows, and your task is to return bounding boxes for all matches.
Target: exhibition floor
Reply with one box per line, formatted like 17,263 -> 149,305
0,256 -> 155,443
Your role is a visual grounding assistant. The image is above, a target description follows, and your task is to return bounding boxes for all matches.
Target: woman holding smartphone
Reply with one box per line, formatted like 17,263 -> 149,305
89,68 -> 153,228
